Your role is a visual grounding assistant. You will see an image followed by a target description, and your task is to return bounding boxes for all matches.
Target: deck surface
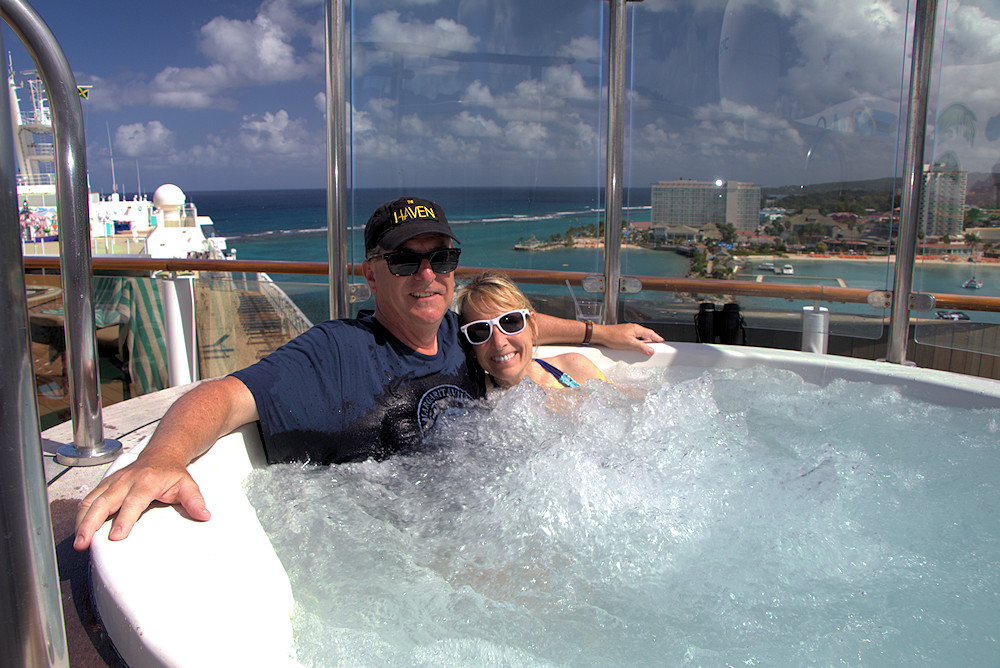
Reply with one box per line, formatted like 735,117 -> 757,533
45,382 -> 199,667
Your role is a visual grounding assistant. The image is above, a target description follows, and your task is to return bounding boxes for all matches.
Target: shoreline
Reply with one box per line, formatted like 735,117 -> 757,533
742,253 -> 1000,267
560,240 -> 998,267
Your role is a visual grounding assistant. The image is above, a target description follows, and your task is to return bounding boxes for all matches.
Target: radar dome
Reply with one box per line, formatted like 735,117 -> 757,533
153,184 -> 186,208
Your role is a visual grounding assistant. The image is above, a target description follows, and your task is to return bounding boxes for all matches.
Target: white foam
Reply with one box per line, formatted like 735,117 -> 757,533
246,366 -> 1000,666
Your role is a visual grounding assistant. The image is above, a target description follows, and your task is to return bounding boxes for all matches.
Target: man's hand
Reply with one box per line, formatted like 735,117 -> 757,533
592,323 -> 663,356
71,376 -> 257,552
73,452 -> 210,551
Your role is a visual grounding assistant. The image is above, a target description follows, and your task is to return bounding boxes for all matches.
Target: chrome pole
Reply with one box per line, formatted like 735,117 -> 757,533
887,0 -> 939,364
0,14 -> 70,667
325,0 -> 349,318
1,0 -> 120,464
601,0 -> 628,325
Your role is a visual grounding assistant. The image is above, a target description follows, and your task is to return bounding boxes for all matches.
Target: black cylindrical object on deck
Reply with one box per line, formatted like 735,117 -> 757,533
719,302 -> 743,345
695,302 -> 715,343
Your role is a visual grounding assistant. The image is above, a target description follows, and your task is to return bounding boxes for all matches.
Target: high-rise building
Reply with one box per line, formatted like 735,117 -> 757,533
651,179 -> 761,233
919,164 -> 967,237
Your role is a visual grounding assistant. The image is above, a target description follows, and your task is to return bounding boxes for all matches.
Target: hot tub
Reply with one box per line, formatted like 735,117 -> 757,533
89,343 -> 1000,666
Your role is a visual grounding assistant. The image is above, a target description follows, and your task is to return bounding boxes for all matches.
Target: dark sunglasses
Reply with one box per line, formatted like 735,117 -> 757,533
371,248 -> 461,276
460,309 -> 531,345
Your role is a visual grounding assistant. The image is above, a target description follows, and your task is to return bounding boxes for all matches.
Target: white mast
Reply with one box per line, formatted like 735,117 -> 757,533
7,55 -> 28,184
106,121 -> 117,196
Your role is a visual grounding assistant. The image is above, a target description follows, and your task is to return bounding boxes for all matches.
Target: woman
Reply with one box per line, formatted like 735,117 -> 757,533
455,271 -> 607,389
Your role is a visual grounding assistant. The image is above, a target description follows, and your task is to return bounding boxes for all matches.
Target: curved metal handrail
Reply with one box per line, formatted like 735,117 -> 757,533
3,0 -> 120,467
0,2 -> 72,664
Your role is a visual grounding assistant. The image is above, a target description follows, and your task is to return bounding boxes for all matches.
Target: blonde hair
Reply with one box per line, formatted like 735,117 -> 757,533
454,271 -> 537,340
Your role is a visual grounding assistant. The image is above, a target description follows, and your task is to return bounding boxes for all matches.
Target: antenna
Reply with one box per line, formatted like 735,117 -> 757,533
106,121 -> 117,195
136,160 -> 142,199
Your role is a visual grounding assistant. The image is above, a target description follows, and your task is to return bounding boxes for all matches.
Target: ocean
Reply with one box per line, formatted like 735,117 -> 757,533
189,187 -> 1000,325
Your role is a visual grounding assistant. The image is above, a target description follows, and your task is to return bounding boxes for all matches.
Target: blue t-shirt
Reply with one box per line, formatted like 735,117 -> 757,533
231,311 -> 485,464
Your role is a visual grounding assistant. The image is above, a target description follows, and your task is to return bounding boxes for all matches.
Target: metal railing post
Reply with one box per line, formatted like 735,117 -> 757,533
2,0 -> 121,464
0,14 -> 69,667
602,0 -> 628,325
326,0 -> 349,318
887,0 -> 939,364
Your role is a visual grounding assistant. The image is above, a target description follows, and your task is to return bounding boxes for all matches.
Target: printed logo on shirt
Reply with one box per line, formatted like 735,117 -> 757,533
417,384 -> 474,437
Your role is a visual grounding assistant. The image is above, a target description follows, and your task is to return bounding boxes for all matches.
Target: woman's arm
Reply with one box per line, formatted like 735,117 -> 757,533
534,313 -> 663,355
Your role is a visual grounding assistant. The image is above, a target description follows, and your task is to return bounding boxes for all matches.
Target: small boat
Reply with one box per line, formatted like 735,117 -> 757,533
962,277 -> 983,289
757,262 -> 775,272
780,264 -> 795,275
936,310 -> 970,320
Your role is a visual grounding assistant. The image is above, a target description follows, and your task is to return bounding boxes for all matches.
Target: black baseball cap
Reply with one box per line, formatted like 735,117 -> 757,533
364,197 -> 459,253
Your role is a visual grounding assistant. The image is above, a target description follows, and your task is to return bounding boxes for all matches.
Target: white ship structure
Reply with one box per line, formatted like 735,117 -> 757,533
11,65 -> 229,260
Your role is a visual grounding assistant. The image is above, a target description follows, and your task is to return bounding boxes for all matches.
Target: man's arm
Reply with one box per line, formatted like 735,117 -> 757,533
534,313 -> 663,355
73,375 -> 259,551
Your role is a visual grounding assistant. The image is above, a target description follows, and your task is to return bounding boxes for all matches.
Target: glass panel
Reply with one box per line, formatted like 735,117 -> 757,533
347,1 -> 607,313
620,1 -> 911,342
25,270 -> 319,428
913,0 -> 1000,368
26,271 -> 138,429
194,273 -> 317,378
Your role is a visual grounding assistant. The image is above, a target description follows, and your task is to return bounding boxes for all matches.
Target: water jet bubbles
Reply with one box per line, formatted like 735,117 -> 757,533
245,365 -> 1000,665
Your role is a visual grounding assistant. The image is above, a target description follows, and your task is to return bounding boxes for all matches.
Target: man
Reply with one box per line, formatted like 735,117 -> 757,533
73,196 -> 662,551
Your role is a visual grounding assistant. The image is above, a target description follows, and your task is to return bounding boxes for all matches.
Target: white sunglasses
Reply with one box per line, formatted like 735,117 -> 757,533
460,309 -> 531,345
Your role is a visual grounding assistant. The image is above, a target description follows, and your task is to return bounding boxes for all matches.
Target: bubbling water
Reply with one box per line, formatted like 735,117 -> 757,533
245,365 -> 1000,666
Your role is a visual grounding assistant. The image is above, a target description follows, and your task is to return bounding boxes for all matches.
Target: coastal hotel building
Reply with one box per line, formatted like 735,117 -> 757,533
651,179 -> 762,243
918,164 -> 968,238
651,167 -> 970,246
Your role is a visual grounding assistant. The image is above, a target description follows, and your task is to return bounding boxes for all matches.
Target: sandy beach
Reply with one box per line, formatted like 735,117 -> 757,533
743,252 -> 1000,267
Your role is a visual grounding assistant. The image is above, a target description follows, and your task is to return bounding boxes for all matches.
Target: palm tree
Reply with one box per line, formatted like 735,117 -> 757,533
964,232 -> 982,259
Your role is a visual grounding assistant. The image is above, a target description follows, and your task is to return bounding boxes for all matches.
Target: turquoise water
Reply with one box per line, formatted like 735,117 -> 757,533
190,188 -> 1000,325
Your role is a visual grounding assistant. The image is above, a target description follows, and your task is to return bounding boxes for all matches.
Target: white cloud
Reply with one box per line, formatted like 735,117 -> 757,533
137,0 -> 323,111
541,66 -> 595,102
945,3 -> 1000,65
399,113 -> 433,137
780,1 -> 907,111
641,0 -> 730,13
148,65 -> 236,110
449,111 -> 502,138
503,121 -> 549,152
352,106 -> 376,135
482,65 -> 600,123
198,17 -> 300,83
239,109 -> 315,156
115,121 -> 176,157
560,36 -> 600,61
462,81 -> 495,107
365,11 -> 479,54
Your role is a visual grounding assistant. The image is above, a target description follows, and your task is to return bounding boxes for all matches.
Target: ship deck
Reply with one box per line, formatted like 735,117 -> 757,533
45,383 -> 197,666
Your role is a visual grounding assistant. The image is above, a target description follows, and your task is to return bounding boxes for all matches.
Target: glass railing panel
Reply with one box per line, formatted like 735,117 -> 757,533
346,2 -> 608,293
617,1 -> 915,341
90,236 -> 150,255
911,0 -> 1000,363
26,270 -> 133,430
24,269 -> 325,428
193,272 -> 320,378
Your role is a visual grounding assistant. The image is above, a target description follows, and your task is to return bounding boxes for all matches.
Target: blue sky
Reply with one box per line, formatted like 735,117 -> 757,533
4,0 -> 999,194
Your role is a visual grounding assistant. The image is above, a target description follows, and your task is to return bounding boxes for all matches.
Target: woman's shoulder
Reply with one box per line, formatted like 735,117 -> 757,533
543,352 -> 607,381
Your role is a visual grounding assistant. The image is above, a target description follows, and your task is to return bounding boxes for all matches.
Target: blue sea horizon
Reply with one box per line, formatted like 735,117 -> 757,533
187,187 -> 1000,327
